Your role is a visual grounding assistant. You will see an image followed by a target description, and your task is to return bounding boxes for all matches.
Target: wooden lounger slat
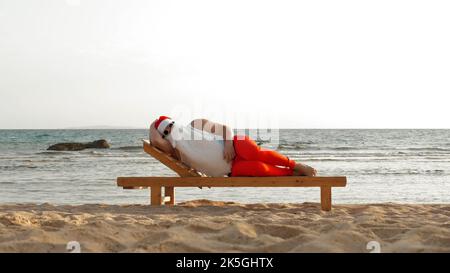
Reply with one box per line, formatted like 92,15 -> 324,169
117,176 -> 347,188
143,140 -> 201,177
117,139 -> 348,211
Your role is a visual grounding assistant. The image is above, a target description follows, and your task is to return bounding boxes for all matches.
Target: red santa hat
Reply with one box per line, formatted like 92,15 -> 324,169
155,116 -> 174,135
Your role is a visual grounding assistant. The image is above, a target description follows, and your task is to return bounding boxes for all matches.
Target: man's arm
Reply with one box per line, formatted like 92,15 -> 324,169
190,119 -> 235,162
149,120 -> 178,159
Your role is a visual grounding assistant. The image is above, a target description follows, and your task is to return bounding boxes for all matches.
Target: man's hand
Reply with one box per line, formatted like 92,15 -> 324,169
223,140 -> 236,163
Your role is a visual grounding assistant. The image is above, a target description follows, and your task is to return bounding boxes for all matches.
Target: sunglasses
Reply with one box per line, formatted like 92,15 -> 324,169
162,122 -> 175,139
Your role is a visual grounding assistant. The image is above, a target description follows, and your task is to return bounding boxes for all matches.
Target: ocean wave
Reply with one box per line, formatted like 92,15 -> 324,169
19,159 -> 59,163
35,134 -> 51,138
277,145 -> 450,153
36,151 -> 74,155
295,151 -> 450,160
0,181 -> 16,184
336,169 -> 445,175
277,144 -> 302,150
404,147 -> 450,152
278,144 -> 320,150
389,169 -> 445,175
0,165 -> 38,170
295,157 -> 400,162
112,146 -> 143,151
299,158 -> 347,162
332,147 -> 358,151
277,144 -> 372,151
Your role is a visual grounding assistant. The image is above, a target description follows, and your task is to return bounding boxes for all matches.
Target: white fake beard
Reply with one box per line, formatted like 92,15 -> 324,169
165,123 -> 185,147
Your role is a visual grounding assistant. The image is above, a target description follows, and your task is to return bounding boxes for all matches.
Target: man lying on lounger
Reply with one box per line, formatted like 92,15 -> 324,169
149,116 -> 317,177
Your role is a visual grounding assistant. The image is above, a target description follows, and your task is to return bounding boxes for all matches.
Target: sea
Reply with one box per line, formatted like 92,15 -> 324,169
1,129 -> 449,204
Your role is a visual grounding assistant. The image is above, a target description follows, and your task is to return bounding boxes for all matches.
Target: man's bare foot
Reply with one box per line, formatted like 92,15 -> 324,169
293,163 -> 317,176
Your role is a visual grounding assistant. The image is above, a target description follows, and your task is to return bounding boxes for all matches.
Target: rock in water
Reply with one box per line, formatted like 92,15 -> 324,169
47,139 -> 110,151
85,140 -> 110,149
47,143 -> 85,151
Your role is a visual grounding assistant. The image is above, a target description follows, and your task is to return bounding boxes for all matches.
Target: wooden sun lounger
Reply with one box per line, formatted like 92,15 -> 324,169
117,140 -> 347,211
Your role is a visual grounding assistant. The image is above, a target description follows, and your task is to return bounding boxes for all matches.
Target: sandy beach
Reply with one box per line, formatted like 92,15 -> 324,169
1,200 -> 450,253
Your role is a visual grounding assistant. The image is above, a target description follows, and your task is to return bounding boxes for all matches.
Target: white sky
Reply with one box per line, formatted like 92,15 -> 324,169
0,0 -> 449,129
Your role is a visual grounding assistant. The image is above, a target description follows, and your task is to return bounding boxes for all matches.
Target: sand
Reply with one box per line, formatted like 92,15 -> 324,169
1,200 -> 450,253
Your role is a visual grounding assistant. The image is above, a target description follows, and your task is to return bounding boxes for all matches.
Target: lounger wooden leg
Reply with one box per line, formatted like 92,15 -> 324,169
150,186 -> 162,206
165,186 -> 175,206
320,186 -> 332,211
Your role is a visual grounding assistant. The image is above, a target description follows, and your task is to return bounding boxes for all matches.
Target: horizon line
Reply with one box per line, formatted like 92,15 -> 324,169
0,128 -> 449,130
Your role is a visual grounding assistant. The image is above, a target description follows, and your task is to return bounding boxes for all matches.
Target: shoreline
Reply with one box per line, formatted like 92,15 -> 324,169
1,200 -> 450,253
